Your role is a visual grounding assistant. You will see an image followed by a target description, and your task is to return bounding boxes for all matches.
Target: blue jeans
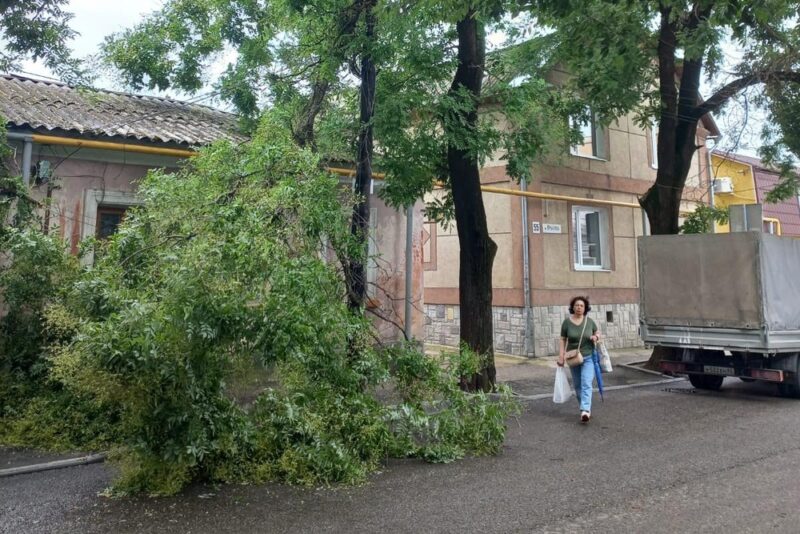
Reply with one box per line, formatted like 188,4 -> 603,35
570,352 -> 596,412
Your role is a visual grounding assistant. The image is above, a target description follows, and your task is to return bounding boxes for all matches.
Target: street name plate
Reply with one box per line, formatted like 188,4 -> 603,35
543,223 -> 561,234
704,365 -> 735,376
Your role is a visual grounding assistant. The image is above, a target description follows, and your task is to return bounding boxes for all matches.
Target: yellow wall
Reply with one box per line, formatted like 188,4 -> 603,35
709,155 -> 756,233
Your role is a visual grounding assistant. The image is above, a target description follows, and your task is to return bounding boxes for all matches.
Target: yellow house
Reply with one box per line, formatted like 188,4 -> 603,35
709,154 -> 758,233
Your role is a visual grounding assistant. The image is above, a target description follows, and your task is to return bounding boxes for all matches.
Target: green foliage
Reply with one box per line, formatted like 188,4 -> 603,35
759,83 -> 800,202
31,117 -> 518,495
0,390 -> 120,451
371,9 -> 577,219
103,0 -> 357,121
386,345 -> 520,464
0,226 -> 80,415
0,0 -> 84,82
679,205 -> 729,235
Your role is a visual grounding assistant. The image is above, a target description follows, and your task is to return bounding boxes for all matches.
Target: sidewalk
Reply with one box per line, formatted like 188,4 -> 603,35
423,344 -> 675,397
495,347 -> 667,396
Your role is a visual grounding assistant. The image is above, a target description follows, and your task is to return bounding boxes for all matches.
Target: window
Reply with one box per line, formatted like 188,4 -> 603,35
82,189 -> 142,266
763,220 -> 778,235
649,119 -> 659,169
96,206 -> 128,239
570,111 -> 608,160
572,205 -> 611,270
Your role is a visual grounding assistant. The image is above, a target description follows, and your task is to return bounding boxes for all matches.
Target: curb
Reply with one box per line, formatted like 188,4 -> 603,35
508,376 -> 687,401
0,452 -> 107,478
618,360 -> 672,377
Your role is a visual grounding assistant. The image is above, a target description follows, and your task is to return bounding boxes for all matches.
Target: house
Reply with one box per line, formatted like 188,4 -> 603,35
710,152 -> 800,236
0,73 -> 244,254
0,73 -> 424,342
422,79 -> 720,356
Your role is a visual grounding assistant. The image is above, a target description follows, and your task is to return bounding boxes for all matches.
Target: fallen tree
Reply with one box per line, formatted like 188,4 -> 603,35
23,117 -> 519,495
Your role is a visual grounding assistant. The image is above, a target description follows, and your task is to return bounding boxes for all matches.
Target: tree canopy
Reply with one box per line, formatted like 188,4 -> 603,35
103,1 -> 577,382
534,0 -> 800,233
0,0 -> 82,81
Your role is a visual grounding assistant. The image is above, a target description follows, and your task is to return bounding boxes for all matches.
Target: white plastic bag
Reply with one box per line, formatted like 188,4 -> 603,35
553,367 -> 573,404
599,341 -> 613,373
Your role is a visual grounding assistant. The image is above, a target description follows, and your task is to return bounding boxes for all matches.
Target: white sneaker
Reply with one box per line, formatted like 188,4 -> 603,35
580,411 -> 590,423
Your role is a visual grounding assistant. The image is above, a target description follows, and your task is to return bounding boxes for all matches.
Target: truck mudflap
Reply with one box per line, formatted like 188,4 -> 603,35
660,360 -> 786,383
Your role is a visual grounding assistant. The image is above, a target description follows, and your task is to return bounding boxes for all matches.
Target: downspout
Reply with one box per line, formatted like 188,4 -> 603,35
21,138 -> 33,187
520,178 -> 534,357
404,204 -> 413,341
706,134 -> 722,232
7,133 -> 35,186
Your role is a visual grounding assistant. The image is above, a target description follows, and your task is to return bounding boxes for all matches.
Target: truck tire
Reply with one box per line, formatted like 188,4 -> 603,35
688,374 -> 724,391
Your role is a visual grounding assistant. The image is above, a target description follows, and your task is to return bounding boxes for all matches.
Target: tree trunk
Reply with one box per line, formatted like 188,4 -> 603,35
642,6 -> 705,368
447,12 -> 497,392
347,1 -> 376,312
293,79 -> 330,149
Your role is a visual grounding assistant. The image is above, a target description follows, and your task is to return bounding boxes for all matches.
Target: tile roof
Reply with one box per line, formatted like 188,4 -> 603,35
0,74 -> 245,146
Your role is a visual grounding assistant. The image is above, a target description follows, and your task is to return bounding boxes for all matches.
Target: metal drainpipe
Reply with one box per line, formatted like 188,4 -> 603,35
706,135 -> 722,232
404,204 -> 413,341
7,132 -> 35,186
21,139 -> 33,186
520,178 -> 535,357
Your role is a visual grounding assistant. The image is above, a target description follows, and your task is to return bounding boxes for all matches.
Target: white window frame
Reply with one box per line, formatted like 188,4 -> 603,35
572,205 -> 611,271
570,111 -> 608,161
82,189 -> 142,265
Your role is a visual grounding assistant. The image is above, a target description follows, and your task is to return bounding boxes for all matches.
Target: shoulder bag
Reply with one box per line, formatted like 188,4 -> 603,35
565,318 -> 589,368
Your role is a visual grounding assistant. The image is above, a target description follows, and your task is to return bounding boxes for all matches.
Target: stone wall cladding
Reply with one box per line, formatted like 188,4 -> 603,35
424,303 -> 642,357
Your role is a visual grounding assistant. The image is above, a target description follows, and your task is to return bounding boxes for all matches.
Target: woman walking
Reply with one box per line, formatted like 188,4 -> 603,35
557,296 -> 601,423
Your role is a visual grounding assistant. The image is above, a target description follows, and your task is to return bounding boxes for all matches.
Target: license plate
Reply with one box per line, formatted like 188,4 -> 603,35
704,365 -> 735,376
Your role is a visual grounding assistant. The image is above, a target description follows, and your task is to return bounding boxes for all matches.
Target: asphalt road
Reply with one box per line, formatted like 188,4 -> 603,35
3,378 -> 800,533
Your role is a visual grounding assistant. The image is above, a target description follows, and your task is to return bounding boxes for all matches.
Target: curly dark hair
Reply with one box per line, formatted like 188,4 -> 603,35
569,295 -> 591,314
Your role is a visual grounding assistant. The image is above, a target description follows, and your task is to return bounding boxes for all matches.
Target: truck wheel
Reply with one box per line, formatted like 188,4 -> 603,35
688,374 -> 724,391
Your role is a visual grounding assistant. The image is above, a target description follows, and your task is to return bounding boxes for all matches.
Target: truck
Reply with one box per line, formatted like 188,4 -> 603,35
638,232 -> 800,397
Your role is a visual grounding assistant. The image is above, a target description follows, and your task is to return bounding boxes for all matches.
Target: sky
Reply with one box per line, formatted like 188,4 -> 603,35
20,0 -> 229,104
22,0 -> 161,79
18,0 -> 763,156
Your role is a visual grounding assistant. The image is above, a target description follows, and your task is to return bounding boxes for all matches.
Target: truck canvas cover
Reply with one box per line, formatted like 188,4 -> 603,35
639,232 -> 800,332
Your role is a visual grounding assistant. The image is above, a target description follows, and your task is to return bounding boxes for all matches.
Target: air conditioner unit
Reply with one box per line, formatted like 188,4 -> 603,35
713,177 -> 734,194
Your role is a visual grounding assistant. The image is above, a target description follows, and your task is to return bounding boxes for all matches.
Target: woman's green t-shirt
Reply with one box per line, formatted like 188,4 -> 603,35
560,317 -> 597,356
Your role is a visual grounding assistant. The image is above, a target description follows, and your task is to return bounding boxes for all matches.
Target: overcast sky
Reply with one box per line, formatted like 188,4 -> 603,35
19,0 -> 762,156
20,0 -> 221,102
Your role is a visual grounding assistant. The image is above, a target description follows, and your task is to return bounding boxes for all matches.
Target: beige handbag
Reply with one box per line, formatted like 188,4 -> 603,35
565,318 -> 589,368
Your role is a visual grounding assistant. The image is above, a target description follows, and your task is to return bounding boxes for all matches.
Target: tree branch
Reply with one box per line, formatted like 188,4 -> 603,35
692,70 -> 800,120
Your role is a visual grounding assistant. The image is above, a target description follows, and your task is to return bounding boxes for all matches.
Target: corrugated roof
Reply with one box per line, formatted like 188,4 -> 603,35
0,74 -> 245,146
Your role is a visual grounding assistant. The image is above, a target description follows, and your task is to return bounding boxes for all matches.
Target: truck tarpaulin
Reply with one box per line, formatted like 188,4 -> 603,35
638,233 -> 800,331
